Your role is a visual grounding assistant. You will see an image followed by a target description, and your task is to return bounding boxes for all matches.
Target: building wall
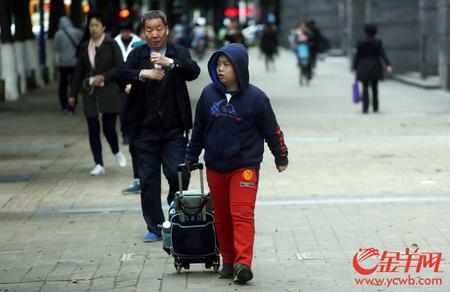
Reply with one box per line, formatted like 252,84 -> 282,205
365,0 -> 420,73
419,0 -> 439,76
343,0 -> 366,64
281,0 -> 442,74
437,0 -> 450,89
280,0 -> 341,48
304,0 -> 341,48
279,0 -> 303,46
279,0 -> 450,89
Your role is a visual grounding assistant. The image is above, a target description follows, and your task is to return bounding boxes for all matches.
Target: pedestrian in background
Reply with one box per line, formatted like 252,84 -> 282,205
185,43 -> 288,284
114,20 -> 141,145
260,23 -> 278,72
116,10 -> 200,242
224,19 -> 246,48
306,20 -> 322,76
54,16 -> 83,115
131,24 -> 147,48
114,20 -> 142,195
353,23 -> 393,113
191,18 -> 208,60
69,12 -> 126,176
295,20 -> 311,84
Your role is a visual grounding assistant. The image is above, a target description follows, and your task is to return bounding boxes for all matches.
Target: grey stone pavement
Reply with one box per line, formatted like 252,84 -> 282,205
1,47 -> 450,292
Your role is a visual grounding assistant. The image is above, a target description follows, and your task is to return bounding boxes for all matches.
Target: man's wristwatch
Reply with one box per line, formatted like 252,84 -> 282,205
138,69 -> 145,81
167,58 -> 175,69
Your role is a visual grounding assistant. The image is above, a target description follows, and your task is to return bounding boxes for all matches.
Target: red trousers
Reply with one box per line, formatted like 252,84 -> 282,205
206,168 -> 258,267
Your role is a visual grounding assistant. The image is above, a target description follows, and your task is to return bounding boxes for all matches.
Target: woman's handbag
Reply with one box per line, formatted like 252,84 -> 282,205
352,78 -> 360,103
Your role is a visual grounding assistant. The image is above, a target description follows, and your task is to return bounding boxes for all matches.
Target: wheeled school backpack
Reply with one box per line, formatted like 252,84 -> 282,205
161,162 -> 220,273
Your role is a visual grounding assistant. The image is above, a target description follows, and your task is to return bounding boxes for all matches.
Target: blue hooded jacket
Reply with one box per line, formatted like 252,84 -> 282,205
186,43 -> 288,173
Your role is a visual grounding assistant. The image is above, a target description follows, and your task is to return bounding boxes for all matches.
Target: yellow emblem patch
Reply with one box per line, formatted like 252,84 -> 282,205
242,169 -> 253,181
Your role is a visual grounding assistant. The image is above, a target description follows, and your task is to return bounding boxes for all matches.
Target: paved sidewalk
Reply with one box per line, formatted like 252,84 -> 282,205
0,48 -> 449,291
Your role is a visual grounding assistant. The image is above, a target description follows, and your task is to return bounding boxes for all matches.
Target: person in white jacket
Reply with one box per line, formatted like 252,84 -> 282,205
114,21 -> 142,195
115,21 -> 142,62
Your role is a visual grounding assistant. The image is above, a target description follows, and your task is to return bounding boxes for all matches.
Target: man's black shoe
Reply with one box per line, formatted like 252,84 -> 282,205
233,264 -> 253,284
218,263 -> 233,278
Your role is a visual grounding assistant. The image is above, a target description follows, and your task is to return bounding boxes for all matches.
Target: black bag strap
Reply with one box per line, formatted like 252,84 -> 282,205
62,28 -> 78,49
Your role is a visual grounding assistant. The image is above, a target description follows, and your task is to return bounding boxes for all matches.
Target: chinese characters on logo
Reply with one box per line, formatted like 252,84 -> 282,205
353,247 -> 444,275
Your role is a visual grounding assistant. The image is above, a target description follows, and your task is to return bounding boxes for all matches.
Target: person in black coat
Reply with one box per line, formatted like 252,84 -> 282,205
307,20 -> 321,73
353,24 -> 393,113
260,23 -> 278,72
116,10 -> 200,241
69,12 -> 126,176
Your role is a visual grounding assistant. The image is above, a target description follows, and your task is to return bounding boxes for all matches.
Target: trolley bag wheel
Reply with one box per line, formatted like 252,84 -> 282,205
213,263 -> 219,273
174,260 -> 182,274
205,263 -> 211,269
183,263 -> 190,270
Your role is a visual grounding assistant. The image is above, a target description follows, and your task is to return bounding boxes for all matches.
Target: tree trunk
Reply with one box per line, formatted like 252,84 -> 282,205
13,43 -> 26,94
107,0 -> 120,37
23,0 -> 35,40
25,0 -> 44,88
49,0 -> 66,39
46,39 -> 58,83
11,0 -> 27,41
25,39 -> 45,88
47,0 -> 66,82
71,0 -> 83,29
96,0 -> 108,13
0,0 -> 19,101
13,0 -> 44,90
1,44 -> 19,101
11,1 -> 29,94
0,0 -> 14,43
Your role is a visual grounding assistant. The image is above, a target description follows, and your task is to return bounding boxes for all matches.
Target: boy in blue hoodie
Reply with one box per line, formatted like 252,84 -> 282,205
185,43 -> 288,284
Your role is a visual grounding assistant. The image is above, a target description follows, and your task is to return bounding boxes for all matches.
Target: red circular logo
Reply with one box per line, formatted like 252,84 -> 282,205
353,248 -> 380,275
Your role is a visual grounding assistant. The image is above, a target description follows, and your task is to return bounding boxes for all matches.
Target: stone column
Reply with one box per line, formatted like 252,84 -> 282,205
304,0 -> 341,48
280,0 -> 342,48
365,0 -> 420,73
345,0 -> 366,69
438,0 -> 450,89
419,0 -> 439,79
338,0 -> 347,54
279,0 -> 309,46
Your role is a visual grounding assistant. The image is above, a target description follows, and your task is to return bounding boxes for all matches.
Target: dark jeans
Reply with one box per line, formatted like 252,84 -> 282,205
264,54 -> 274,71
361,80 -> 379,113
86,114 -> 119,166
132,127 -> 190,235
119,92 -> 128,137
129,142 -> 139,179
297,58 -> 312,82
120,91 -> 139,179
58,66 -> 75,111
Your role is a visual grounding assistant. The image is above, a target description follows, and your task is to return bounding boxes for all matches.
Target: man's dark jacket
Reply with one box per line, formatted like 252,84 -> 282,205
116,42 -> 200,139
